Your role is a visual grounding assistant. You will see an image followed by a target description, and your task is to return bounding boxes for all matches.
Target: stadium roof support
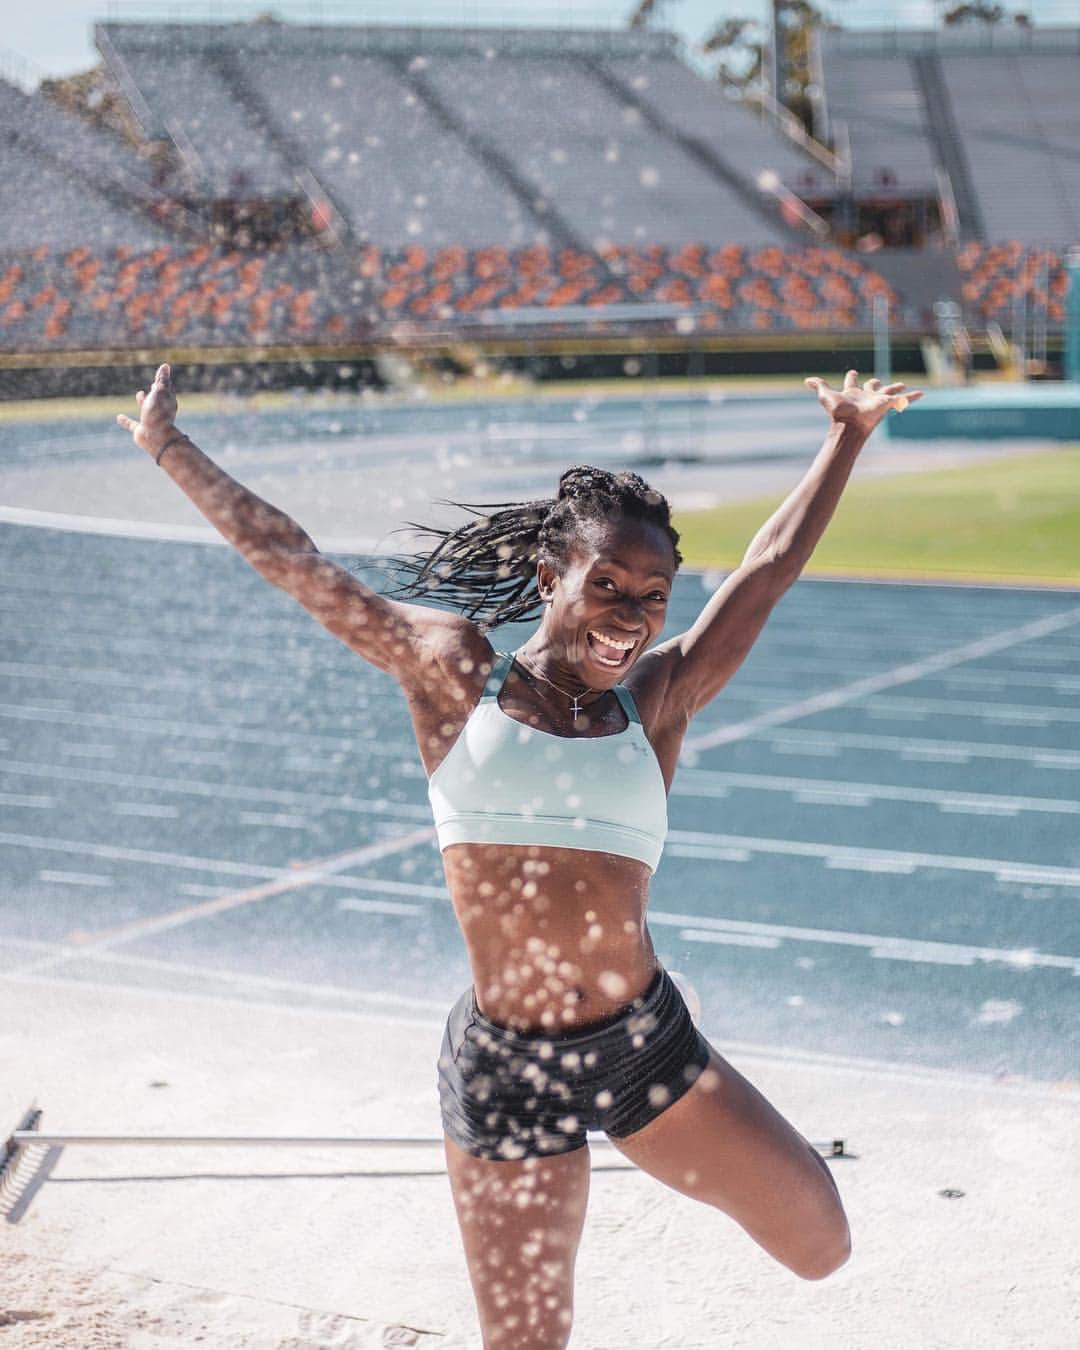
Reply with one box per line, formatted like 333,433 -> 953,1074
910,53 -> 984,243
95,21 -> 679,61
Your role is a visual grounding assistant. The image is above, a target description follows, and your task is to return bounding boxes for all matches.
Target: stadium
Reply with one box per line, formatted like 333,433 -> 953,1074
0,6 -> 1076,398
2,5 -> 1079,1348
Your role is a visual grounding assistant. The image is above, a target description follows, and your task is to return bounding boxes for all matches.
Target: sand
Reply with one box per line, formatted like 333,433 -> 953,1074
3,966 -> 1078,1350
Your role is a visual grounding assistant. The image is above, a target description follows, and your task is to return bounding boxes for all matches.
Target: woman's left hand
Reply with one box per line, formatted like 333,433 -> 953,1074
804,370 -> 923,436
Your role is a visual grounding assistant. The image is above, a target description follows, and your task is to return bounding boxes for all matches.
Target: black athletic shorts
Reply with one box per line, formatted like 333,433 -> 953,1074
438,965 -> 712,1161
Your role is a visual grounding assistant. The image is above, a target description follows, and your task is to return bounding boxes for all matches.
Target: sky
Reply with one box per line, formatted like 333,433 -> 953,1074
0,0 -> 1071,88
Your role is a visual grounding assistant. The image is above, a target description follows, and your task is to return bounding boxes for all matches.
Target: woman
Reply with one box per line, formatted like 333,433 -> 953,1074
118,365 -> 920,1348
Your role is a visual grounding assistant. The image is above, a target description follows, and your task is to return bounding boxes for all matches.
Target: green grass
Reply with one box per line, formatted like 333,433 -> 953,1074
675,448 -> 1080,587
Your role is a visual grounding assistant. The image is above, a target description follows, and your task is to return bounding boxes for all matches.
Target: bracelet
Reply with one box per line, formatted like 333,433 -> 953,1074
155,432 -> 188,466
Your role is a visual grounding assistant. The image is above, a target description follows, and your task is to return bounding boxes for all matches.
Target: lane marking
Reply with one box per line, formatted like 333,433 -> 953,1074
339,898 -> 427,917
674,769 -> 1080,816
867,694 -> 1080,725
678,929 -> 781,949
0,940 -> 450,1015
684,604 -> 1080,753
37,869 -> 112,887
650,910 -> 1080,974
112,801 -> 181,819
0,757 -> 432,821
12,826 -> 437,977
0,702 -> 412,762
755,728 -> 1080,770
0,504 -> 380,554
665,828 -> 1080,888
0,792 -> 56,809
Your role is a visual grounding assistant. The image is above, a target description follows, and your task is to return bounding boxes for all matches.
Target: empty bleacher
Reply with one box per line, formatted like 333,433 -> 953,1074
100,28 -> 296,199
818,27 -> 1080,245
603,53 -> 831,200
241,52 -> 529,246
942,54 -> 1080,244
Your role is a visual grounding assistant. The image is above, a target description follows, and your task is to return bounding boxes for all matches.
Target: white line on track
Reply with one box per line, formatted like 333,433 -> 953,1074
673,769 -> 1080,816
0,791 -> 56,809
866,694 -> 1080,724
755,728 -> 1080,769
338,898 -> 427,917
0,757 -> 432,820
664,828 -> 1080,887
649,910 -> 1080,974
0,701 -> 411,761
0,503 -> 380,554
37,869 -> 113,887
10,826 -> 437,979
684,604 -> 1080,753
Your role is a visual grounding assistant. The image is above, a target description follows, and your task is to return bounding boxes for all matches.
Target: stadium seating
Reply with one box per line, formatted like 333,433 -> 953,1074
417,54 -> 794,247
818,28 -> 1080,244
956,242 -> 1068,326
0,241 -> 903,351
942,55 -> 1080,244
241,52 -> 528,246
0,21 -> 1073,359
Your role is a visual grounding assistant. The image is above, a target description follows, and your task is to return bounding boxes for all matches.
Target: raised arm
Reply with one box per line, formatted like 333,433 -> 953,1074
655,371 -> 922,719
115,364 -> 473,679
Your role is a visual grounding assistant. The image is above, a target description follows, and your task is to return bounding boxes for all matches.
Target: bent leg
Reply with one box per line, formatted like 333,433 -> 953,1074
444,1135 -> 591,1349
608,1046 -> 850,1281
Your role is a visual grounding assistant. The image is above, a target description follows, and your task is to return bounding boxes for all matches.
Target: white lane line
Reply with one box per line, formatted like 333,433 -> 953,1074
37,869 -> 113,887
112,802 -> 181,819
684,604 -> 1080,753
758,728 -> 1080,770
338,898 -> 427,917
678,929 -> 781,950
0,824 -> 431,889
0,702 -> 411,762
12,826 -> 437,978
674,769 -> 1080,816
0,757 -> 432,821
237,811 -> 311,829
867,694 -> 1080,725
940,669 -> 1080,693
664,828 -> 1080,888
0,503 -> 379,554
650,909 -> 1080,974
0,792 -> 56,809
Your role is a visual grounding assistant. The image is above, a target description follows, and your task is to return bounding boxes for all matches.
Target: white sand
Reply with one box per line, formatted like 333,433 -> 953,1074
3,967 -> 1078,1349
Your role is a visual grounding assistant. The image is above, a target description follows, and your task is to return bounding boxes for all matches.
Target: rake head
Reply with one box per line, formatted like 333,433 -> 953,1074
1,1101 -> 41,1200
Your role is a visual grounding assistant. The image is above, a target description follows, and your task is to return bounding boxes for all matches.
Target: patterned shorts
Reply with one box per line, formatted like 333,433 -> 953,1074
438,965 -> 711,1161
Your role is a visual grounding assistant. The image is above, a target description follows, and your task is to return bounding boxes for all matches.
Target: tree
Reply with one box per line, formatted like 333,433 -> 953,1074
938,3 -> 1031,23
627,1 -> 675,28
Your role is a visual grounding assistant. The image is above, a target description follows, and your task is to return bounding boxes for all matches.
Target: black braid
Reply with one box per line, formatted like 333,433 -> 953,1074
390,465 -> 682,630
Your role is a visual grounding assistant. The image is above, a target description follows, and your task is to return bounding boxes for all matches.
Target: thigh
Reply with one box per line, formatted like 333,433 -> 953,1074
444,1134 -> 591,1349
607,1045 -> 850,1281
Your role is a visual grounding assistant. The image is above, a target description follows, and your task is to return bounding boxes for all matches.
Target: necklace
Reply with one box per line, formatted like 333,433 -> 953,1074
514,651 -> 599,722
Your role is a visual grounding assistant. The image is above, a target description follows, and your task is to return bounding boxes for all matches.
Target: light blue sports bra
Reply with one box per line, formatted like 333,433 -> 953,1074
428,652 -> 668,872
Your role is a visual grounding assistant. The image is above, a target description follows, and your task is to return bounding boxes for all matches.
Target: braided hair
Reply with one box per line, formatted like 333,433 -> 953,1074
391,465 -> 682,630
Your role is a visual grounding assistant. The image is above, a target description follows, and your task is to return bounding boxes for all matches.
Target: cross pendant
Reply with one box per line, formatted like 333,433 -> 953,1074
570,696 -> 582,721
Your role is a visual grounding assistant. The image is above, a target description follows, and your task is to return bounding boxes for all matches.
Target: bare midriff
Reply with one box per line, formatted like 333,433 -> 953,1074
442,841 -> 658,1034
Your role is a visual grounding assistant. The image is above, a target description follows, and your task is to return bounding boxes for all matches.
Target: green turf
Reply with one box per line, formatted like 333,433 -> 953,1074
675,447 -> 1080,586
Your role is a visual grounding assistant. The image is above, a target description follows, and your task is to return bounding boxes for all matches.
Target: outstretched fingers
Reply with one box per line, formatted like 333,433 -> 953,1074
842,368 -> 860,390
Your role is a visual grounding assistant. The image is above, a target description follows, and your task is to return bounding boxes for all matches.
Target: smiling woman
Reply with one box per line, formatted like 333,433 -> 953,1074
115,363 -> 922,1348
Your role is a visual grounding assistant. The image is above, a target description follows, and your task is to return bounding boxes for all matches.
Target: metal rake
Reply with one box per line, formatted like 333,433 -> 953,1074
2,1098 -> 847,1201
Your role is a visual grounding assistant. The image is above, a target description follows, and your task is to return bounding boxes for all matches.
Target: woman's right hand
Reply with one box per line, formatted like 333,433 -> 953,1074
116,363 -> 180,458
